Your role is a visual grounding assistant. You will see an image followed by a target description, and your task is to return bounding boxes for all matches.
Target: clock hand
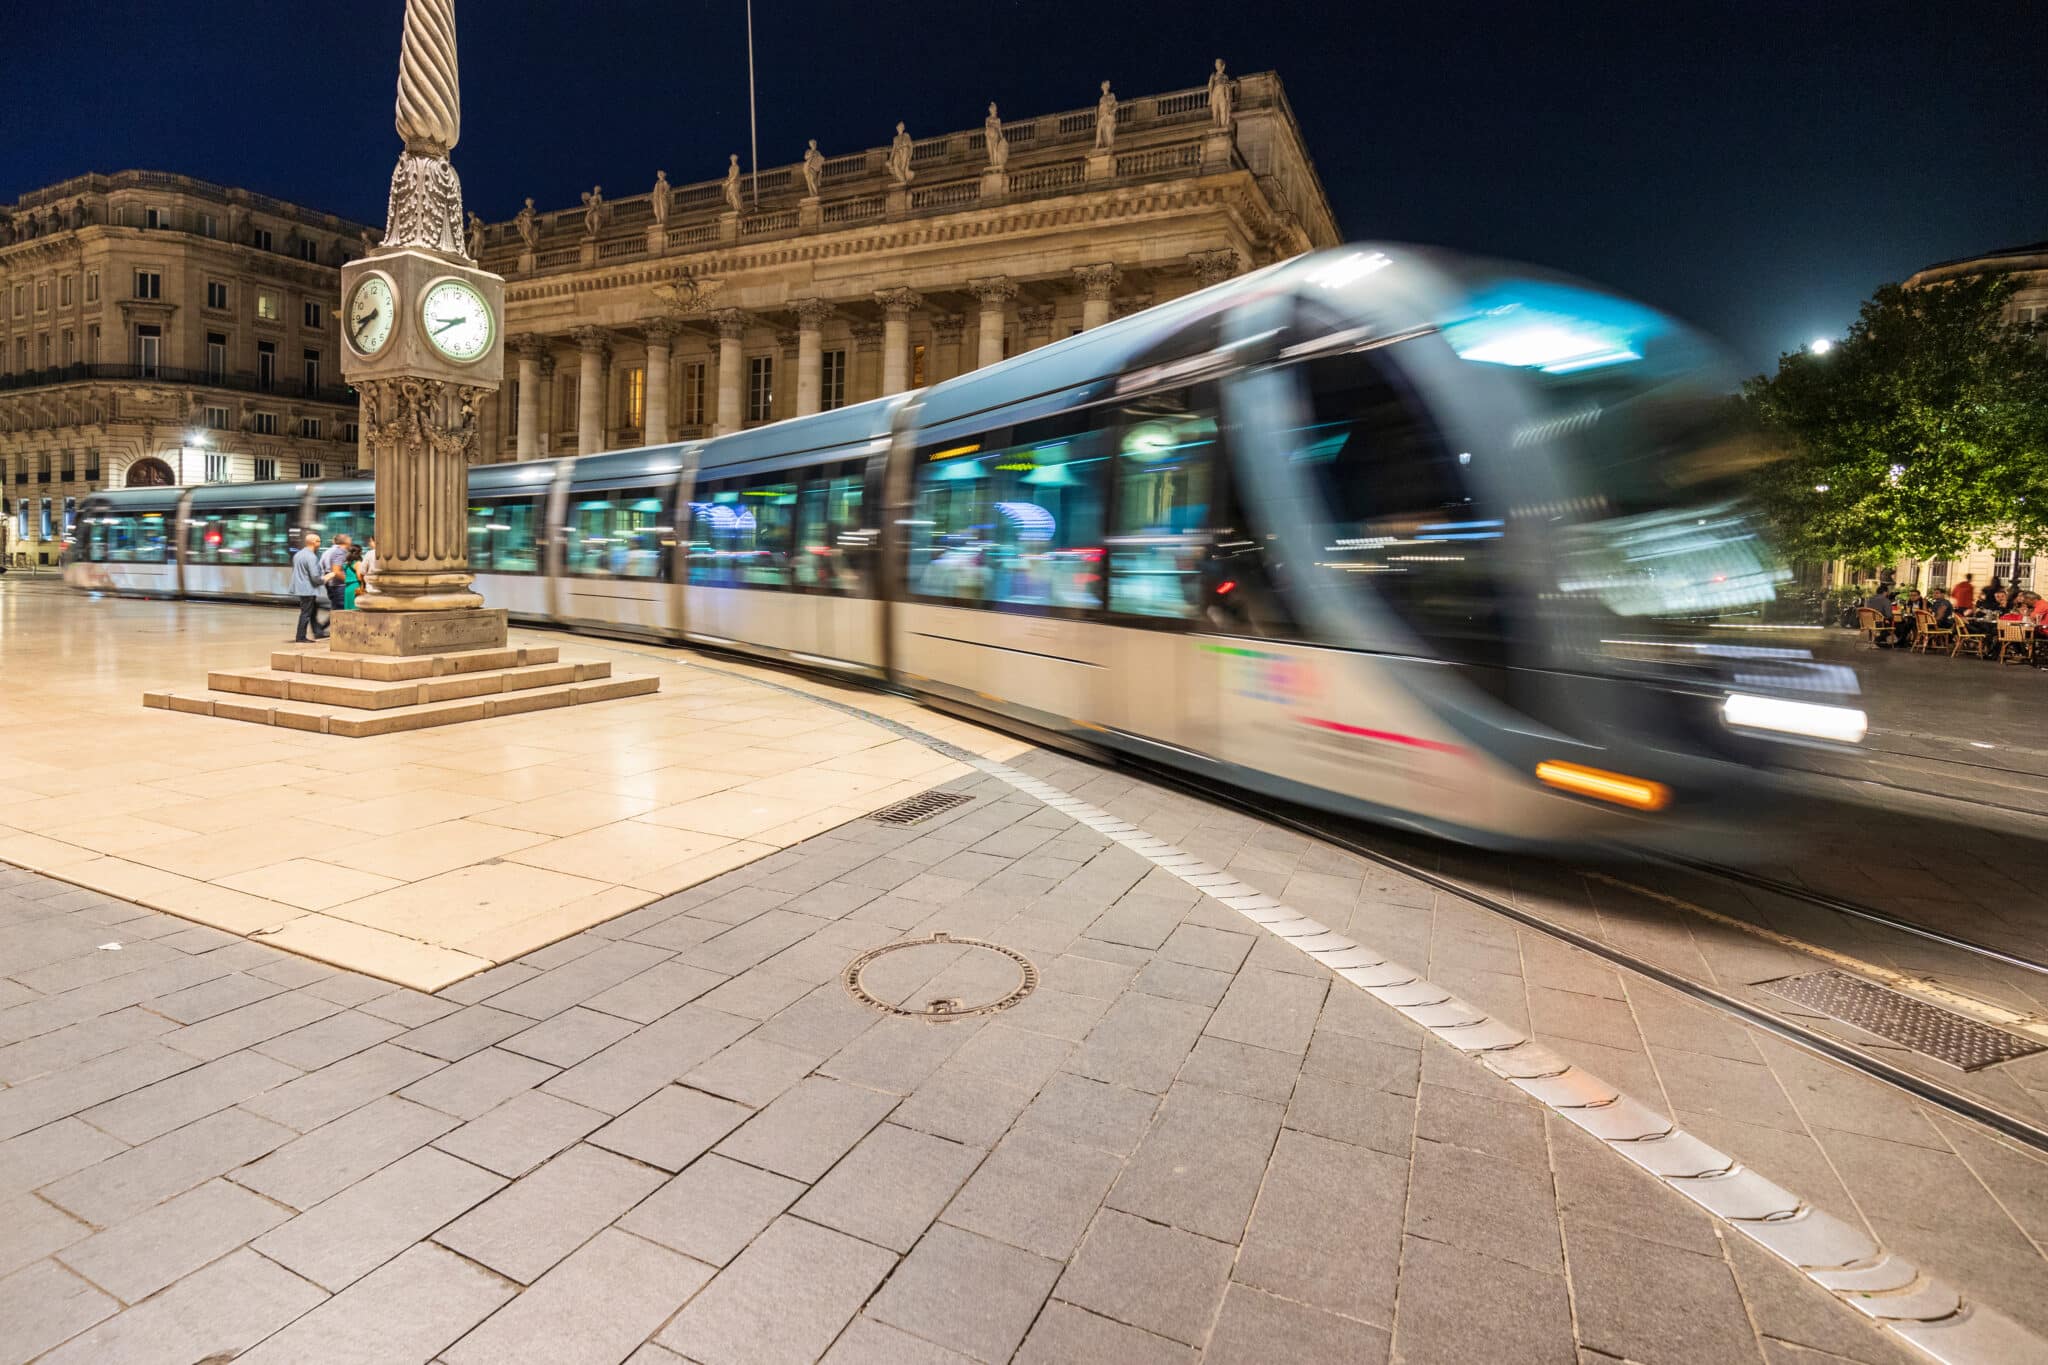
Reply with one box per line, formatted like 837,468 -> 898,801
432,317 -> 465,335
351,309 -> 378,339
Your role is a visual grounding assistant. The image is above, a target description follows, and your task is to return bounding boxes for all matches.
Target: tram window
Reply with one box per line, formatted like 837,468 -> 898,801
909,409 -> 1109,609
318,506 -> 374,551
1294,348 -> 1505,667
467,497 -> 541,574
1108,387 -> 1217,621
566,486 -> 671,579
794,463 -> 867,595
102,512 -> 167,563
211,510 -> 291,565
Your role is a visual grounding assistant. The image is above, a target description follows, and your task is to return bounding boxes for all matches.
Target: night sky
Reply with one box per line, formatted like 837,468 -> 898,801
8,1 -> 2041,375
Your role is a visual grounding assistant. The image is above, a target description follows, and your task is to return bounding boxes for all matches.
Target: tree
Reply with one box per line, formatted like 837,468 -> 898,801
1743,274 -> 2048,564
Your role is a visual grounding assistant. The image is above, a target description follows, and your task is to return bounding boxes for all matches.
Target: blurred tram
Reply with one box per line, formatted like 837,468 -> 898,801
68,245 -> 1865,850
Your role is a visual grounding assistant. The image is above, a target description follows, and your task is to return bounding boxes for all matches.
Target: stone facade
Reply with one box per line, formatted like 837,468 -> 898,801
0,172 -> 375,565
1904,238 -> 2048,326
478,70 -> 1338,460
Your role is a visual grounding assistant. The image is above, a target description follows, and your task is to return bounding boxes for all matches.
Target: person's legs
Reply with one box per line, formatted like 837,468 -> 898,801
295,595 -> 320,642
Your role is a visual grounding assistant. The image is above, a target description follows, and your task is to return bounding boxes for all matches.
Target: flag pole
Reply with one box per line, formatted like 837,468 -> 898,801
746,0 -> 759,208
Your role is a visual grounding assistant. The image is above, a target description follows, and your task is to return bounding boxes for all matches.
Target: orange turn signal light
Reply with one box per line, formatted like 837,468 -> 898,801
1534,760 -> 1670,812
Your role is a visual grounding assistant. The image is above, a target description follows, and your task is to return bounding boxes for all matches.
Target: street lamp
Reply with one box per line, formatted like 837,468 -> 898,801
183,430 -> 208,485
1808,338 -> 1834,355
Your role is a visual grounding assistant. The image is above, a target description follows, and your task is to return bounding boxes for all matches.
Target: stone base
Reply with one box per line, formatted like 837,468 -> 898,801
330,608 -> 507,658
979,169 -> 1008,202
1202,130 -> 1235,170
1086,151 -> 1115,182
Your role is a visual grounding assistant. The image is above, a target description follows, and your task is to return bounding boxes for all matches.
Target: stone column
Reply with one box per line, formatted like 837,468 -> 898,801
875,288 -> 922,395
512,335 -> 546,461
1188,248 -> 1241,288
969,277 -> 1016,370
537,352 -> 558,453
930,314 -> 965,383
712,309 -> 747,434
850,322 -> 884,403
572,326 -> 608,456
1019,304 -> 1057,351
1075,264 -> 1121,331
642,318 -> 681,443
792,298 -> 833,417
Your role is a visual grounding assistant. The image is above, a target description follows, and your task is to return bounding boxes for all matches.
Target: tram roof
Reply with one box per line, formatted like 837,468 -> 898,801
697,395 -> 901,474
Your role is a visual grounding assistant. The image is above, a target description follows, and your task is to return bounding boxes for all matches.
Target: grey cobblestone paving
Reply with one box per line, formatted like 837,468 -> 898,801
0,739 -> 2034,1363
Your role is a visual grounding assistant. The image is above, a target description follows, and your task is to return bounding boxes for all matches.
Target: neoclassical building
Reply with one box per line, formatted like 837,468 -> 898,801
474,68 -> 1338,461
1905,238 -> 2048,324
0,172 -> 375,564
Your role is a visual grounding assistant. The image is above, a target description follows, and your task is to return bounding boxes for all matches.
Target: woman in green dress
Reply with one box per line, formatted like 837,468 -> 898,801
342,543 -> 363,610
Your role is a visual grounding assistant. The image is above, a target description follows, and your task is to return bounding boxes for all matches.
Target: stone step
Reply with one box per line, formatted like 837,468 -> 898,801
145,673 -> 659,737
211,659 -> 612,711
269,642 -> 562,681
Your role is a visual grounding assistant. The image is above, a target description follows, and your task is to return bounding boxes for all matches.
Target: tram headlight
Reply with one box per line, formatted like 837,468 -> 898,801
1721,692 -> 1867,744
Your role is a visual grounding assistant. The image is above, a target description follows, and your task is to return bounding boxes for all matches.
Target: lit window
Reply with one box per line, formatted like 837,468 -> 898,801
746,355 -> 774,423
205,453 -> 230,482
256,292 -> 280,321
911,343 -> 927,387
623,365 -> 645,430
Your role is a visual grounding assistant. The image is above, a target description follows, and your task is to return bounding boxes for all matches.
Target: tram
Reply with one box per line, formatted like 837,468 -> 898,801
68,245 -> 1865,849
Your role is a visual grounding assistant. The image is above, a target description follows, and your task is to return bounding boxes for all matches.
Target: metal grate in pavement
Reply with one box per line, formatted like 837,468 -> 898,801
868,790 -> 973,826
1762,969 -> 2045,1071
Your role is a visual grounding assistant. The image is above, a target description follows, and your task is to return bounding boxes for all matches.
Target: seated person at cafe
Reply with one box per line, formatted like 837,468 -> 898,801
1927,588 -> 1956,626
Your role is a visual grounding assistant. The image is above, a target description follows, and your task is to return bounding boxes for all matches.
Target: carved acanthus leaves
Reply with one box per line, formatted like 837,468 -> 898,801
383,152 -> 466,255
358,376 -> 482,467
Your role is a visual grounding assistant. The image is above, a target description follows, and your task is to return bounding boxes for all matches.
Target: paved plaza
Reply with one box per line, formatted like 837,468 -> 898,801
3,584 -> 2048,1364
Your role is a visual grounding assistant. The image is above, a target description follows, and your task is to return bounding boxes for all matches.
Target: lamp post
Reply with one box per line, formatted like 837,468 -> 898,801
182,430 -> 208,485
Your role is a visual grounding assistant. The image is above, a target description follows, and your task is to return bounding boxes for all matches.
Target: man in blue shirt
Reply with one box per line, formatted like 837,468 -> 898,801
291,533 -> 329,642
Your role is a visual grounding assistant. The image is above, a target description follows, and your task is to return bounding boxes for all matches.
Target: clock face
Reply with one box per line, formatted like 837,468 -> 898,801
344,274 -> 395,356
420,277 -> 494,364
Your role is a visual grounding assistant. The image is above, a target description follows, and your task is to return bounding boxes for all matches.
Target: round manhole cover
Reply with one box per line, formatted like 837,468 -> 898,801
844,932 -> 1038,1021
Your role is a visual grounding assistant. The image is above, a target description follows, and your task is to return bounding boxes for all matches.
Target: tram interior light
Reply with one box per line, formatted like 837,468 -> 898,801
1722,692 -> 1867,744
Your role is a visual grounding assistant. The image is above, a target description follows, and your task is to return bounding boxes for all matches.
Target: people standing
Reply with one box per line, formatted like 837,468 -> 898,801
362,535 -> 378,587
291,534 -> 329,642
1952,574 -> 1975,613
319,533 -> 352,612
342,542 -> 364,610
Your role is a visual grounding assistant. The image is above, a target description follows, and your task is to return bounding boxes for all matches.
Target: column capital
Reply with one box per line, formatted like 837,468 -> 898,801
709,308 -> 750,341
509,333 -> 552,361
790,297 -> 835,330
536,352 -> 557,378
1018,304 -> 1058,336
570,325 -> 610,356
930,313 -> 966,345
775,329 -> 800,356
642,317 -> 686,344
873,287 -> 923,319
1113,293 -> 1155,321
1073,263 -> 1122,301
1187,248 -> 1241,287
850,322 -> 885,352
967,276 -> 1018,306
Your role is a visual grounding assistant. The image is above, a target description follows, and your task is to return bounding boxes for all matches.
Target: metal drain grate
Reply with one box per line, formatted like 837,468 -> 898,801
868,790 -> 973,827
1762,970 -> 2045,1071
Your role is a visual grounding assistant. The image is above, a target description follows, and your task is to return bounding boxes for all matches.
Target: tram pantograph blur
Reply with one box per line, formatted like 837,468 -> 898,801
67,245 -> 1866,851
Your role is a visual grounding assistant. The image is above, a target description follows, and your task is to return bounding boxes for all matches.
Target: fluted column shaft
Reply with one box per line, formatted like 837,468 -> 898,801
574,328 -> 606,455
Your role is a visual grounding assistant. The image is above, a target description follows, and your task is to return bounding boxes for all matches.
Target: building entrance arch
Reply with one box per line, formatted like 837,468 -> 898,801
125,458 -> 175,487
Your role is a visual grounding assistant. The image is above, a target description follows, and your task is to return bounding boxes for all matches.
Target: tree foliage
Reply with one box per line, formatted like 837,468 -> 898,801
1742,274 -> 2048,563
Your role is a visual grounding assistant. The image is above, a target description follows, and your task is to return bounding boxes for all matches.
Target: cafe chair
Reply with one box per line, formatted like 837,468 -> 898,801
1855,607 -> 1887,646
1911,609 -> 1952,653
1996,620 -> 2033,664
1951,620 -> 1988,659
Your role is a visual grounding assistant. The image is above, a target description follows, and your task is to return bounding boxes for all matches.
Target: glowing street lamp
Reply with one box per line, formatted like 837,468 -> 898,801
1808,338 -> 1834,355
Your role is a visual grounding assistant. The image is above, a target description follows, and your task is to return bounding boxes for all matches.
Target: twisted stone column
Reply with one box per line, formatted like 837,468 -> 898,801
382,0 -> 466,255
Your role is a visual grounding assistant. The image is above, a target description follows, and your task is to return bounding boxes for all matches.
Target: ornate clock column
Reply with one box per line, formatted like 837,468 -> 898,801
336,0 -> 507,655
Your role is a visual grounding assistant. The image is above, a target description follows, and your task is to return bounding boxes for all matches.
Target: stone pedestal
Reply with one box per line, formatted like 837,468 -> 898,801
1202,131 -> 1235,171
1086,151 -> 1114,183
886,187 -> 909,219
798,196 -> 821,231
578,240 -> 598,267
516,250 -> 535,274
644,224 -> 666,255
979,169 -> 1008,203
331,607 -> 507,657
717,211 -> 740,245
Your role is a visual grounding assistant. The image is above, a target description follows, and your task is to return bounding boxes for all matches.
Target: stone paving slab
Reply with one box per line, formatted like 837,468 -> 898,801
3,670 -> 2045,1361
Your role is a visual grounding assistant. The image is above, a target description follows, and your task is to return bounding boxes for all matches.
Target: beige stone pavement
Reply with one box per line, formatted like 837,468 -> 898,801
0,582 -> 1025,990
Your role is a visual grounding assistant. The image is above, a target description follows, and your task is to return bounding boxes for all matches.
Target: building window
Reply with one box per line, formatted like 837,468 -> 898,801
303,300 -> 322,328
258,341 -> 277,388
135,324 -> 162,377
84,271 -> 98,303
201,213 -> 218,239
911,343 -> 927,387
61,330 -> 74,365
681,362 -> 706,426
133,271 -> 161,300
205,453 -> 230,482
1993,547 -> 2033,590
206,332 -> 228,380
40,498 -> 52,538
204,405 -> 232,431
297,239 -> 319,262
11,284 -> 23,315
206,281 -> 229,310
86,449 -> 100,480
301,417 -> 323,440
254,457 -> 277,481
36,280 -> 49,311
746,355 -> 774,423
37,455 -> 51,483
341,421 -> 359,443
60,276 -> 73,307
623,365 -> 645,430
302,349 -> 320,391
252,227 -> 274,252
256,292 -> 280,321
13,339 -> 26,371
144,206 -> 168,230
39,335 -> 51,368
60,451 -> 75,480
821,349 -> 848,410
85,326 -> 99,363
299,460 -> 321,478
253,412 -> 278,436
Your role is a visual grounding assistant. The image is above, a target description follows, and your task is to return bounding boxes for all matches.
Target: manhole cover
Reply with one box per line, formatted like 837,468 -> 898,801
869,790 -> 974,827
1762,970 -> 2046,1071
844,932 -> 1037,1020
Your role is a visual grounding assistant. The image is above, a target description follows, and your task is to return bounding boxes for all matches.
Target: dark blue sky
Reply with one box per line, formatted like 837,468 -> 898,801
7,1 -> 2040,374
